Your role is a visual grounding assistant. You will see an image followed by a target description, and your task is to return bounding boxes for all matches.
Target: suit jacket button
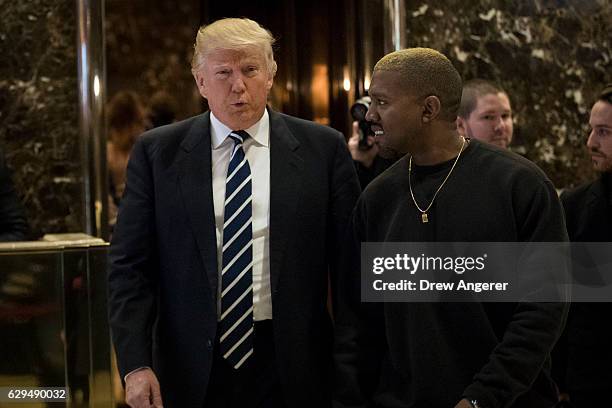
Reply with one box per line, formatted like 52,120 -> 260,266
207,339 -> 212,350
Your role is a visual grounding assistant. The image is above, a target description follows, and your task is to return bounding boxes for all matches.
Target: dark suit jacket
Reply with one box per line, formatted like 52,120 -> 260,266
108,109 -> 360,407
0,148 -> 29,242
562,176 -> 612,242
553,175 -> 612,394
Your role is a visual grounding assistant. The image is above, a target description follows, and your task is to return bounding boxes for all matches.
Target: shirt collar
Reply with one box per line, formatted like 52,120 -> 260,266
210,109 -> 270,149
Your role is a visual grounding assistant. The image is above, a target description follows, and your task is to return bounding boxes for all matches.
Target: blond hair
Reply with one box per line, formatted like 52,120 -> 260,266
191,18 -> 277,77
374,48 -> 462,121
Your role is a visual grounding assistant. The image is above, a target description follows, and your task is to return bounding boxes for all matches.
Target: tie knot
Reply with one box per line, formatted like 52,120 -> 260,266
229,130 -> 250,145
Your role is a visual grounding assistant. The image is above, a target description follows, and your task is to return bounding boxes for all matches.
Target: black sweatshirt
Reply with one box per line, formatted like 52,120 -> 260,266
334,139 -> 569,408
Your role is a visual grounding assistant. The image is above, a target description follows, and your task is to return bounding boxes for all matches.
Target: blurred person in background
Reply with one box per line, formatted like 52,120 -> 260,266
106,91 -> 146,228
147,90 -> 178,129
457,79 -> 513,149
553,84 -> 612,408
0,147 -> 29,241
346,120 -> 399,188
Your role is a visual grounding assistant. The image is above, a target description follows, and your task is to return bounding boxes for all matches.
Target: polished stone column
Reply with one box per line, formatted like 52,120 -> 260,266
77,0 -> 108,239
0,1 -> 85,238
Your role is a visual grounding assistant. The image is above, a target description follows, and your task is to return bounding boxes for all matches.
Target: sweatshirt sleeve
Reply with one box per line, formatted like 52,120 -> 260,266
333,197 -> 386,408
463,175 -> 570,408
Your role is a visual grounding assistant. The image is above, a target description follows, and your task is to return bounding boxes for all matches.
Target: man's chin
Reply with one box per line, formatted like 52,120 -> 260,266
377,144 -> 403,161
592,160 -> 612,173
490,139 -> 509,148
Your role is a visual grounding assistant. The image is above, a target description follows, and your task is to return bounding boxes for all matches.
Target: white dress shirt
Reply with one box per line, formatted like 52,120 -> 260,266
210,110 -> 272,321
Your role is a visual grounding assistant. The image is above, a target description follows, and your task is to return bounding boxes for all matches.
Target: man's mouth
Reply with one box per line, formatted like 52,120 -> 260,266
371,125 -> 384,136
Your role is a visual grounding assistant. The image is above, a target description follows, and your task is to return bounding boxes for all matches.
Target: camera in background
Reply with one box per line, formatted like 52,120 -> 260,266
350,96 -> 374,150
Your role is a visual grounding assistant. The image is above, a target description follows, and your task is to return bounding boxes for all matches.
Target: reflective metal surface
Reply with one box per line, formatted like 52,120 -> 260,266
0,235 -> 111,407
77,0 -> 108,240
384,0 -> 406,52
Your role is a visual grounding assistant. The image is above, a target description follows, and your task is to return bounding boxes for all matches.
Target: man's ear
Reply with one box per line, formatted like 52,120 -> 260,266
265,72 -> 274,92
193,70 -> 207,99
456,116 -> 467,136
422,95 -> 441,123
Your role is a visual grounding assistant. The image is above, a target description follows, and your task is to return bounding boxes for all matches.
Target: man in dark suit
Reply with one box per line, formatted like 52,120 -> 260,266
554,84 -> 612,407
0,148 -> 29,242
108,17 -> 360,408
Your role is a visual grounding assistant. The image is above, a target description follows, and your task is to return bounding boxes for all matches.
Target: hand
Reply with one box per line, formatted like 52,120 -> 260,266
125,368 -> 163,408
347,121 -> 378,168
454,399 -> 473,408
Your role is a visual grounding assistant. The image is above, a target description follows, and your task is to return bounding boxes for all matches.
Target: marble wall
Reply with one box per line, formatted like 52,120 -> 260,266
1,0 -> 608,240
404,0 -> 611,188
0,0 -> 83,238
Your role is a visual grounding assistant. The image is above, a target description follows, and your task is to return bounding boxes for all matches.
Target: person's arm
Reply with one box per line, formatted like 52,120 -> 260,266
347,121 -> 383,190
462,300 -> 568,407
107,137 -> 162,407
124,368 -> 163,408
550,190 -> 575,399
326,130 -> 385,408
462,178 -> 569,408
328,129 -> 362,280
0,151 -> 29,241
333,197 -> 386,408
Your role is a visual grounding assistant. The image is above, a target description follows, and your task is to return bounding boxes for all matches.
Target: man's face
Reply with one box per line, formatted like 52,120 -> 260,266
194,47 -> 273,130
587,100 -> 612,173
365,69 -> 423,157
457,92 -> 513,148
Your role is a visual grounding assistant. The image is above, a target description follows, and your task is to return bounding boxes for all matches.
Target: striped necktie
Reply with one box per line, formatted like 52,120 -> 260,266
219,130 -> 254,369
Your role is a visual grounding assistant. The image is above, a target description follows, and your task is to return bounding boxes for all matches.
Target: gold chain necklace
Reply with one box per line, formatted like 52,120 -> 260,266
408,137 -> 466,223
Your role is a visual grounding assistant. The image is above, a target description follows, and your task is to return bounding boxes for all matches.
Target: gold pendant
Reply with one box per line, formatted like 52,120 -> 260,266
421,213 -> 428,223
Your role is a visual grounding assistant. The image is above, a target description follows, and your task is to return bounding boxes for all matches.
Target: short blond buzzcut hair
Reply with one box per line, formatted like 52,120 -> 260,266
191,18 -> 277,78
374,47 -> 462,121
458,79 -> 505,118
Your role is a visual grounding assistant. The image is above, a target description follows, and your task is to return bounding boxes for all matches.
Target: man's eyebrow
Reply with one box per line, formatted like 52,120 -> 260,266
369,90 -> 389,98
240,58 -> 262,64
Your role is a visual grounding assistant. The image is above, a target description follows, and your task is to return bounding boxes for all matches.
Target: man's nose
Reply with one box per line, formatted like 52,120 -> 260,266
494,116 -> 505,130
586,130 -> 597,149
365,105 -> 378,122
231,75 -> 247,93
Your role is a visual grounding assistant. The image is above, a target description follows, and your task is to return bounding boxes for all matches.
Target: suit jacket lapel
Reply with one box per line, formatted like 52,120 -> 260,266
269,109 -> 304,296
177,112 -> 219,304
